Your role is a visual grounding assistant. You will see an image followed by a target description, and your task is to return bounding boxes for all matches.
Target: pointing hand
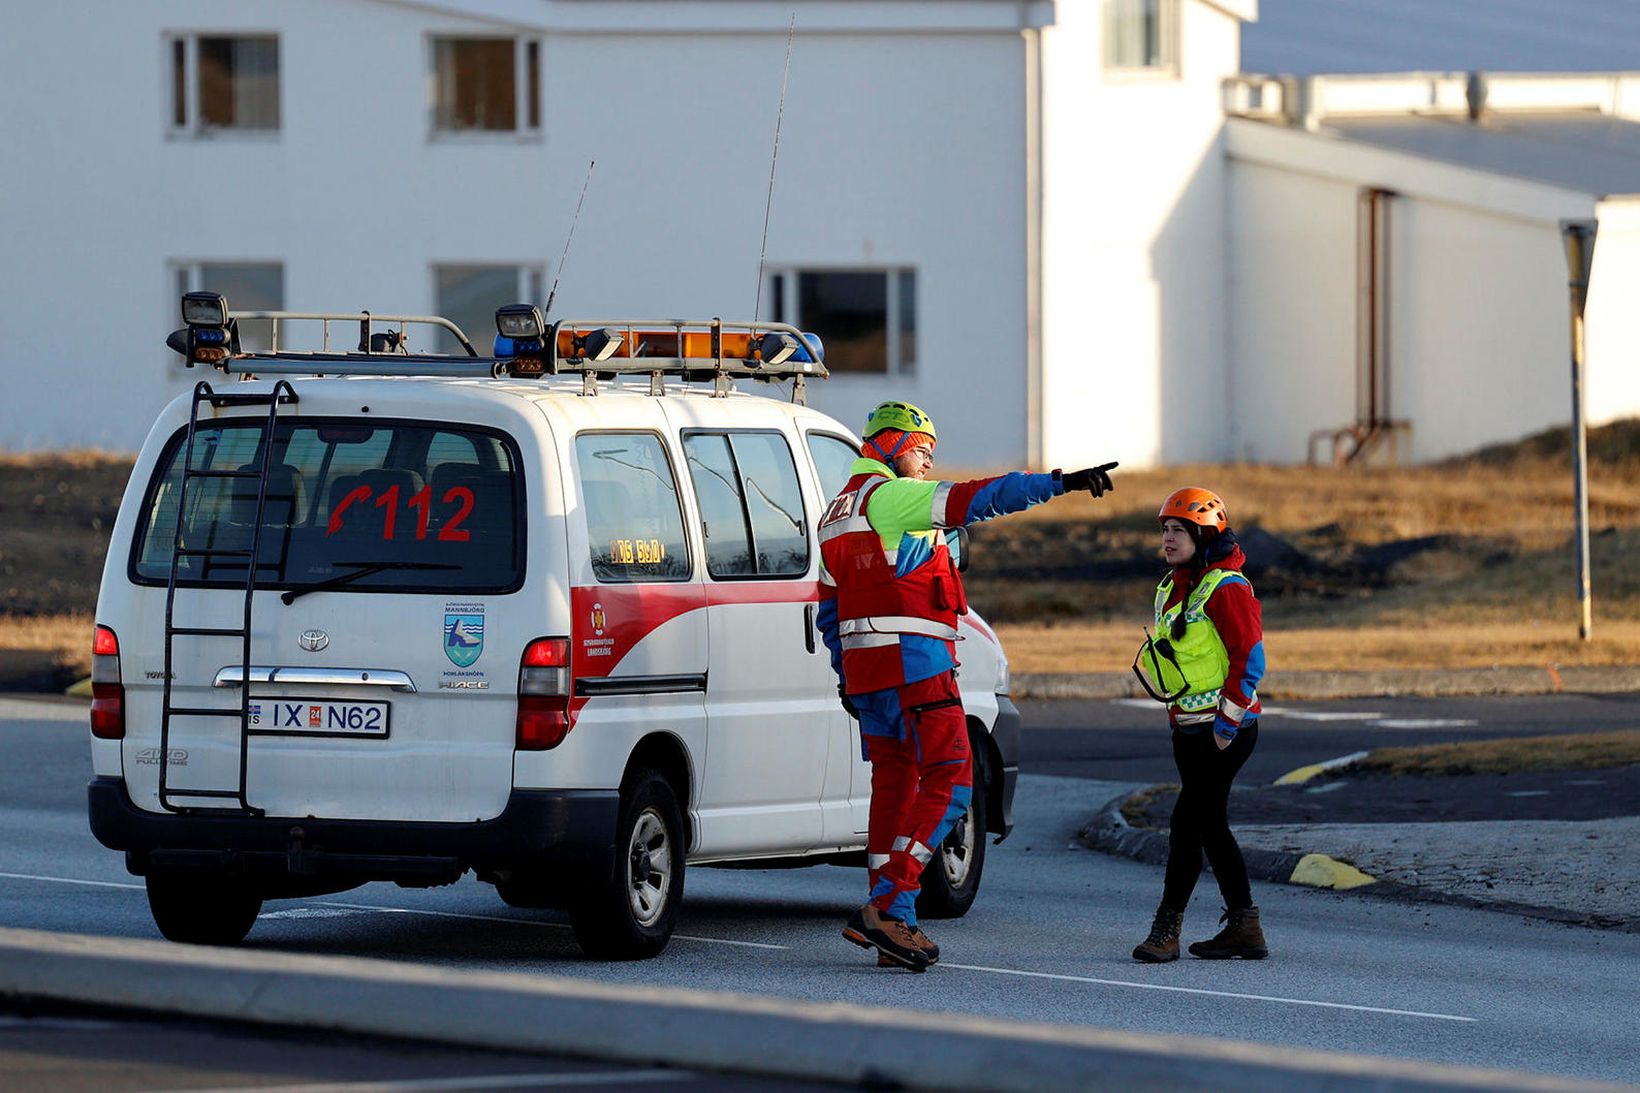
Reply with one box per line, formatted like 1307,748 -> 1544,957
1059,462 -> 1119,498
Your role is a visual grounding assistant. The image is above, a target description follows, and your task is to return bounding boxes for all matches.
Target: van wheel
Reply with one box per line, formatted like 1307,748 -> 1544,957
145,870 -> 263,945
916,748 -> 989,920
568,770 -> 684,960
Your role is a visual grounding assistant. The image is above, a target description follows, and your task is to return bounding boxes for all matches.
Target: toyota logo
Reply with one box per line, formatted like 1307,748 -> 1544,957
298,630 -> 330,652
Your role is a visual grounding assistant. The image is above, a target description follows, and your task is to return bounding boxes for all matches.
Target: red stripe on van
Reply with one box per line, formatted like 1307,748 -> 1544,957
569,581 -> 820,681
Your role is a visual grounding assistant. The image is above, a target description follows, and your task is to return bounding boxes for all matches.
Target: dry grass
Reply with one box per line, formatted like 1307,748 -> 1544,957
996,618 -> 1640,674
1,612 -> 93,678
1002,422 -> 1640,548
0,450 -> 132,470
1359,730 -> 1640,776
3,421 -> 1638,686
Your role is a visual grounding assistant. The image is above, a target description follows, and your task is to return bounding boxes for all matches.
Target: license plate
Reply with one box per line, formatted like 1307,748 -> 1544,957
246,698 -> 390,737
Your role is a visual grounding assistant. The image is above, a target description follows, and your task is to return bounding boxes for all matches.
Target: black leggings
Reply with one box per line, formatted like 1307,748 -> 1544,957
1162,720 -> 1258,913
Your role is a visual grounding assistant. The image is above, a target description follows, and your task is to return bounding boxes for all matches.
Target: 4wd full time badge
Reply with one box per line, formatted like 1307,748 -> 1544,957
443,611 -> 484,667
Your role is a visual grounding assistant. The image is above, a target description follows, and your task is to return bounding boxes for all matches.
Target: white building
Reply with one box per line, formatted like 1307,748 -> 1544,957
1224,74 -> 1640,462
3,0 -> 1636,467
0,0 -> 1256,469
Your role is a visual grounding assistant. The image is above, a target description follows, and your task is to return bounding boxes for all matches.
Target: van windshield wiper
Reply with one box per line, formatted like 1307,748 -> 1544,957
280,561 -> 460,605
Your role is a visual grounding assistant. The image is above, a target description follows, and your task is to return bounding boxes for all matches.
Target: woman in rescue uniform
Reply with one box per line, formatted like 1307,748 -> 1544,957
817,401 -> 1118,971
1131,487 -> 1269,962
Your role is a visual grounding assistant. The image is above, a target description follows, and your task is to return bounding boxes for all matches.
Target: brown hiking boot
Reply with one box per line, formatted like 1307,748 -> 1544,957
1131,906 -> 1183,963
876,923 -> 940,967
844,903 -> 930,971
1189,906 -> 1268,960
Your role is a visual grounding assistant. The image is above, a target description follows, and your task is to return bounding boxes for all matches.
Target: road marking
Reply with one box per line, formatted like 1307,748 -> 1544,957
943,963 -> 1476,1022
317,901 -> 790,950
0,872 -> 1474,1022
0,871 -> 142,890
1272,711 -> 1383,722
161,1070 -> 685,1092
1369,718 -> 1478,729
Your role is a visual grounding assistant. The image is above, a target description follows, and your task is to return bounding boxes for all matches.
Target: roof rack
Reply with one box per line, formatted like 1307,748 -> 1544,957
166,297 -> 827,404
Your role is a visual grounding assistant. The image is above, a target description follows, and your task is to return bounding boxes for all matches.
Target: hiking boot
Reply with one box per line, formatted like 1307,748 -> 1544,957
876,923 -> 940,967
1189,906 -> 1267,960
844,903 -> 930,971
1131,906 -> 1183,963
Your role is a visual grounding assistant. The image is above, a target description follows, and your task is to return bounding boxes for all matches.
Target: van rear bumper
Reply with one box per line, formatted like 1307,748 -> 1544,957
87,776 -> 618,885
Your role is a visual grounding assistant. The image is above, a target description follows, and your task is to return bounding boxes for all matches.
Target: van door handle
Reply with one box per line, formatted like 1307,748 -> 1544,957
804,603 -> 817,654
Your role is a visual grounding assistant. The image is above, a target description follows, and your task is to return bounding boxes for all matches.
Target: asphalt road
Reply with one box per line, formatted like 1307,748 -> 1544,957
2,695 -> 1639,1087
1018,692 -> 1640,785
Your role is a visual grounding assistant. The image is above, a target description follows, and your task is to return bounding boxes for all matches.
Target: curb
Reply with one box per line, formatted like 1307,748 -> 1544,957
1079,789 -> 1640,934
0,926 -> 1608,1093
1015,666 -> 1640,702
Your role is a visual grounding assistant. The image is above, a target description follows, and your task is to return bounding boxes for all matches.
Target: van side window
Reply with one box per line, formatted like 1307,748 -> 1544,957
682,431 -> 809,579
575,433 -> 691,583
806,433 -> 860,500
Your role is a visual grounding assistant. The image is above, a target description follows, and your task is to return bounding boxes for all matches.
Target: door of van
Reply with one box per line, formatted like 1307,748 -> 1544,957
668,407 -> 833,855
121,410 -> 533,822
554,422 -> 707,838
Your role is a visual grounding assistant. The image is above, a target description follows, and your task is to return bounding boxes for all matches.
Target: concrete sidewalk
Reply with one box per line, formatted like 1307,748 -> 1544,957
1082,788 -> 1640,932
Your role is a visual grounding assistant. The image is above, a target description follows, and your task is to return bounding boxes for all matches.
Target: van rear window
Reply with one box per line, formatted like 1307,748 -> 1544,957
132,419 -> 523,594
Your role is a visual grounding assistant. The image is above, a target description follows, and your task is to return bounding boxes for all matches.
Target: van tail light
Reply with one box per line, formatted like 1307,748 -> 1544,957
90,624 -> 125,740
517,637 -> 574,750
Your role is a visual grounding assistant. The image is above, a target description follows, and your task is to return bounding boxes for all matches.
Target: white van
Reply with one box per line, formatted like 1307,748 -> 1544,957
87,295 -> 1021,959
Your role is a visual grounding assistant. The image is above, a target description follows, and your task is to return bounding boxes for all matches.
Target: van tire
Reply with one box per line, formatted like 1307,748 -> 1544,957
916,744 -> 989,920
568,770 -> 684,960
145,870 -> 263,946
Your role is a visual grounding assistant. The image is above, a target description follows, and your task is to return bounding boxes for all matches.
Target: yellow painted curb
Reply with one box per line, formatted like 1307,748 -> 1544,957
1272,763 -> 1327,786
65,677 -> 93,698
1289,853 -> 1376,890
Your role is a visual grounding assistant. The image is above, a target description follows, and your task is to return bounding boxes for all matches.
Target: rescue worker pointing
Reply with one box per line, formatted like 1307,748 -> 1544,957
817,400 -> 1117,971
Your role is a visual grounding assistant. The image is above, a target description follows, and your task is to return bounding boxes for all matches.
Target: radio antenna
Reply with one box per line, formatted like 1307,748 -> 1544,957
753,15 -> 796,321
544,159 -> 595,319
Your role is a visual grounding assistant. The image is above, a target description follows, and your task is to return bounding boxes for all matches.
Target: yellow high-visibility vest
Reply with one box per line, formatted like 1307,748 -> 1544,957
1141,568 -> 1247,714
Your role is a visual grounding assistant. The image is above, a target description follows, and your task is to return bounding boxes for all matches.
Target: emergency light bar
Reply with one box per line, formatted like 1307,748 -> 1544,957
498,317 -> 824,376
159,293 -> 829,402
165,291 -> 240,367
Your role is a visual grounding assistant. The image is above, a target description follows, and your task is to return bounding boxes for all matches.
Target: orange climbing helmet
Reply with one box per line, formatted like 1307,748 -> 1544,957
1157,487 -> 1229,532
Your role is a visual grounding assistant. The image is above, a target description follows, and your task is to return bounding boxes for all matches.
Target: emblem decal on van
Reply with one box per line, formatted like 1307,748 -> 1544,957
444,610 -> 485,667
591,602 -> 606,636
298,629 -> 330,652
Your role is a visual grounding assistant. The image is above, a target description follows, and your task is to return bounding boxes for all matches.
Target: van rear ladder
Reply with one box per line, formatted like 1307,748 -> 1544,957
157,379 -> 298,815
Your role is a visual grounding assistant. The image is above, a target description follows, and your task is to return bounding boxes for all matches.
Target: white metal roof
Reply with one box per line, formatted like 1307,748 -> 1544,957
1244,0 -> 1640,75
1327,114 -> 1640,199
1225,72 -> 1640,199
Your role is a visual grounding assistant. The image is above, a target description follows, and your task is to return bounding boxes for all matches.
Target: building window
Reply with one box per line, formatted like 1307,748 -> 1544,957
173,262 -> 284,354
431,37 -> 542,134
767,269 -> 916,376
169,35 -> 280,133
1104,0 -> 1177,73
433,264 -> 544,355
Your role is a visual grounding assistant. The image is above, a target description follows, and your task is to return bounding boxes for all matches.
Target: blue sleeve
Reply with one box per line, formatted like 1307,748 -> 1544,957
951,471 -> 1064,526
816,595 -> 842,678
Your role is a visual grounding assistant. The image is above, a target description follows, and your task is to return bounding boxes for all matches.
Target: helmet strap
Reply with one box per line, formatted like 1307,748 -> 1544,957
866,432 -> 912,466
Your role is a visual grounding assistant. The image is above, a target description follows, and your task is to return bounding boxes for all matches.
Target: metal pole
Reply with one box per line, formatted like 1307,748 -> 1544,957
1559,220 -> 1597,641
